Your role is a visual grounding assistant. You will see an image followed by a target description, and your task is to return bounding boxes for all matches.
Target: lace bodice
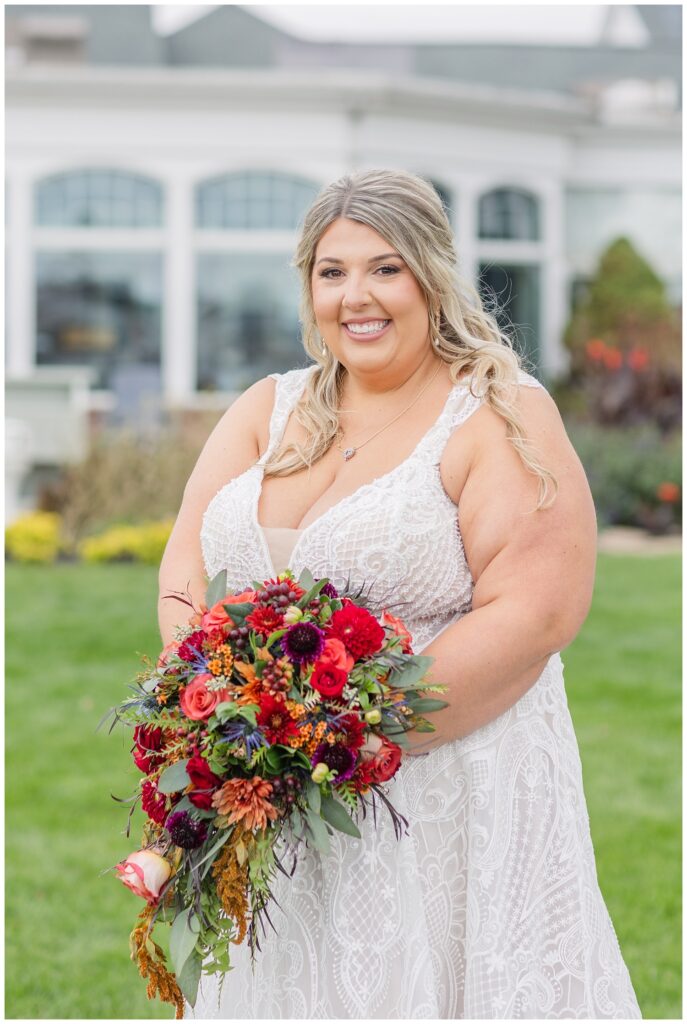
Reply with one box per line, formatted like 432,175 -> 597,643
201,363 -> 538,652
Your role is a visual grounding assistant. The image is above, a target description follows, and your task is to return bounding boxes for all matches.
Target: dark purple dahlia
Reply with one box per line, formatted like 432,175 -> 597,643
282,620 -> 326,665
319,581 -> 339,599
165,810 -> 208,849
311,742 -> 357,783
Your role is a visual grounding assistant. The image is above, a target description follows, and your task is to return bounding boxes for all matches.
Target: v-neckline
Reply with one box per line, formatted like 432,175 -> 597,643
253,375 -> 472,577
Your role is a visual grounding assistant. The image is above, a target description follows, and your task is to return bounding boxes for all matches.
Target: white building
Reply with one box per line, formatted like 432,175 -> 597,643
5,5 -> 681,458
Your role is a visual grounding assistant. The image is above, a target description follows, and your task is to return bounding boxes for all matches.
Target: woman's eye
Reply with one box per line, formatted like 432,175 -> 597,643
319,265 -> 399,279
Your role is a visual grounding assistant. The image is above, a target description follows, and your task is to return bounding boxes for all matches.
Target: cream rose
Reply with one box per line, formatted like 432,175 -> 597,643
115,849 -> 171,904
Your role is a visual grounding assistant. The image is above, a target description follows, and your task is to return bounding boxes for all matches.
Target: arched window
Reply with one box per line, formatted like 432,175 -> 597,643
35,169 -> 163,228
195,170 -> 319,230
478,187 -> 540,241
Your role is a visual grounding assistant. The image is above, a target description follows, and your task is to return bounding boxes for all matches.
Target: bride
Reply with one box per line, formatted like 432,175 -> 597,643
159,168 -> 641,1018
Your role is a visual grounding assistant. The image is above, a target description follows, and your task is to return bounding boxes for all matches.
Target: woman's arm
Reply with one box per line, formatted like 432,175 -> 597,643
406,382 -> 598,753
157,376 -> 277,648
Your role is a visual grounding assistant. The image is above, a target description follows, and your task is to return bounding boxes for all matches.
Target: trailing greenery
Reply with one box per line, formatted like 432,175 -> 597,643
5,559 -> 680,1018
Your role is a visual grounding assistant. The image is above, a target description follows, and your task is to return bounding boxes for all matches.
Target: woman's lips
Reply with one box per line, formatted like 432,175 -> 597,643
341,320 -> 391,341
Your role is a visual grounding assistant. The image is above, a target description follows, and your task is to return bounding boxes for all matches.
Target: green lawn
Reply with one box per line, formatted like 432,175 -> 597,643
5,557 -> 681,1018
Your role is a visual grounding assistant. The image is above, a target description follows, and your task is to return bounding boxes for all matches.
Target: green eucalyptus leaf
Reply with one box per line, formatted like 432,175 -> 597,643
237,705 -> 258,727
410,716 -> 436,733
289,749 -> 313,771
205,570 -> 227,608
176,947 -> 202,1006
170,907 -> 201,978
406,697 -> 449,713
157,758 -> 190,794
297,577 -> 328,609
305,808 -> 331,854
320,795 -> 361,838
306,780 -> 321,815
221,601 -> 253,620
386,656 -> 435,689
298,567 -> 315,591
214,702 -> 240,722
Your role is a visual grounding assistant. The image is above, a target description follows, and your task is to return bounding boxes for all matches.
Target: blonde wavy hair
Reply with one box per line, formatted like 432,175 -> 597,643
261,168 -> 558,512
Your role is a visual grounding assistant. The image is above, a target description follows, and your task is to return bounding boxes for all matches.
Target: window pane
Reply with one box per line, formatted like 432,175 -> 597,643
429,179 -> 453,223
35,170 -> 163,227
478,189 -> 540,241
477,262 -> 541,371
196,252 -> 305,391
35,251 -> 162,392
196,171 -> 319,230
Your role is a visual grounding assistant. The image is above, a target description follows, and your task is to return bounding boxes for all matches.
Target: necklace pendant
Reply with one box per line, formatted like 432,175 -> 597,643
343,446 -> 356,461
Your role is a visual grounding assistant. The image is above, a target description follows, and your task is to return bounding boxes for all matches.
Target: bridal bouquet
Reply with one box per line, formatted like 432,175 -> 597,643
106,567 -> 448,1017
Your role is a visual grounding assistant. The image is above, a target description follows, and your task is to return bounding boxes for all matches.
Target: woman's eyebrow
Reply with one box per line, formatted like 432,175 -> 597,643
315,252 -> 402,266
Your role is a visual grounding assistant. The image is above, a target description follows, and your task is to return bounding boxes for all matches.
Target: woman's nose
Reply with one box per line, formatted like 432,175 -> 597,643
342,276 -> 372,308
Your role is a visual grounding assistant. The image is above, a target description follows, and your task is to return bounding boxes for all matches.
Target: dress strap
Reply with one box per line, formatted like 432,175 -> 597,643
258,365 -> 317,465
421,367 -> 545,465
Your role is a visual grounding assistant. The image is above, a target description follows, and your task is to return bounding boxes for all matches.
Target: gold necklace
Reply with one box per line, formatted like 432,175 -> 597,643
334,361 -> 443,461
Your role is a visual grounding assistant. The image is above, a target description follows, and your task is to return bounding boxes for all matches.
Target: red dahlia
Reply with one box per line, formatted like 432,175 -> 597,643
178,630 -> 207,662
256,694 -> 300,744
245,605 -> 284,638
332,712 -> 366,750
327,605 -> 385,659
141,779 -> 169,825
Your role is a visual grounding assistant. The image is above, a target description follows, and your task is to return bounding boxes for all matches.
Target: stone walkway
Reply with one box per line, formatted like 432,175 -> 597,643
597,526 -> 682,555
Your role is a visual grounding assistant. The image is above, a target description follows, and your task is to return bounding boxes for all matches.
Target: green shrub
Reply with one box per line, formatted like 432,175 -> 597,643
78,519 -> 174,565
38,415 -> 219,547
5,511 -> 64,563
566,420 -> 681,530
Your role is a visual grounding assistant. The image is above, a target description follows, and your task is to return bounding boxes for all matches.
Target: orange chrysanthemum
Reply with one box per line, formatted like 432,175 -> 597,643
235,677 -> 264,706
212,776 -> 281,832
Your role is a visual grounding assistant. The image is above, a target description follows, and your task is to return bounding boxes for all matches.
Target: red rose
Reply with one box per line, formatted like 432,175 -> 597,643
361,735 -> 403,784
310,663 -> 348,700
186,753 -> 223,810
327,605 -> 385,659
132,725 -> 166,774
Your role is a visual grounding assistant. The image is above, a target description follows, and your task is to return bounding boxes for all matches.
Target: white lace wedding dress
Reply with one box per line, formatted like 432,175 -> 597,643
188,364 -> 641,1019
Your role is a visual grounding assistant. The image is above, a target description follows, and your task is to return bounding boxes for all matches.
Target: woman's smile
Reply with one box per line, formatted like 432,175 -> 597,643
341,319 -> 392,341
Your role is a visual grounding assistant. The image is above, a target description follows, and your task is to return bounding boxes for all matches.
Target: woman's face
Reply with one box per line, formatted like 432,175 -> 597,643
311,217 -> 433,380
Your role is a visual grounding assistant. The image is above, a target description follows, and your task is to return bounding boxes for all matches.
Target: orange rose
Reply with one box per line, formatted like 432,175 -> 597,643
179,673 -> 231,720
364,735 -> 403,783
318,637 -> 355,674
381,610 -> 413,653
200,590 -> 256,632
